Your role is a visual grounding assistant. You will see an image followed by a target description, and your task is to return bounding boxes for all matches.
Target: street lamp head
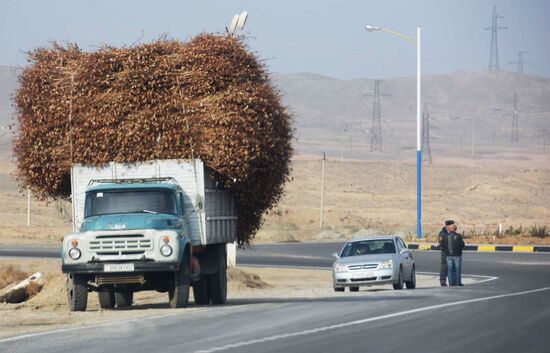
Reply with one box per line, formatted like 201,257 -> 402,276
365,25 -> 381,32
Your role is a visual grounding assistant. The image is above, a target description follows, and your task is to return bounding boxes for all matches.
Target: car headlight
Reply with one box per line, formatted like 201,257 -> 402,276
68,247 -> 81,260
334,262 -> 347,273
379,258 -> 393,269
160,245 -> 173,257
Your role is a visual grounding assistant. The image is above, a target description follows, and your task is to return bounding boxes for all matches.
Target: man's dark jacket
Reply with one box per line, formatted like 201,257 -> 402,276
441,231 -> 465,256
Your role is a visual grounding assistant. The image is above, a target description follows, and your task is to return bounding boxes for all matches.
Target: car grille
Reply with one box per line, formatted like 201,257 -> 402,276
90,237 -> 152,254
351,277 -> 377,282
348,264 -> 378,271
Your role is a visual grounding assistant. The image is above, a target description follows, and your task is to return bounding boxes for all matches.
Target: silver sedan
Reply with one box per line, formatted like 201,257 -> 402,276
332,236 -> 416,292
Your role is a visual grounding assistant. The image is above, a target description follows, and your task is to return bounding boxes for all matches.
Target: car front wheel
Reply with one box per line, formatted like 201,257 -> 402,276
393,267 -> 404,290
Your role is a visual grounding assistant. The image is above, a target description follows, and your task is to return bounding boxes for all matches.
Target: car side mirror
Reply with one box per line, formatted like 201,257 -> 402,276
332,252 -> 339,259
400,248 -> 409,254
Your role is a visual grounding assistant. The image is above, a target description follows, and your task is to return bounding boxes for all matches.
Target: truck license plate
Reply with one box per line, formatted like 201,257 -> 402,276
104,263 -> 135,272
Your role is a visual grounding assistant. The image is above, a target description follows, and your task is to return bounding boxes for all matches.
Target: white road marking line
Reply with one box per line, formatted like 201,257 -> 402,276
0,309 -> 211,343
416,271 -> 499,284
195,286 -> 550,353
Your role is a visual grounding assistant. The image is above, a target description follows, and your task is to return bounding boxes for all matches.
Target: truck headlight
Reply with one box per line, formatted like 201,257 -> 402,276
334,262 -> 347,273
379,259 -> 393,269
160,245 -> 173,257
68,248 -> 81,260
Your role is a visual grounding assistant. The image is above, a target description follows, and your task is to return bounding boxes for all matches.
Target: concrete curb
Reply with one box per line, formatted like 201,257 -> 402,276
407,243 -> 550,253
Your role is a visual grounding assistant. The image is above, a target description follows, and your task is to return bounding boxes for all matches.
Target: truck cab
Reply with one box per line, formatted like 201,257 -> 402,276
61,160 -> 235,311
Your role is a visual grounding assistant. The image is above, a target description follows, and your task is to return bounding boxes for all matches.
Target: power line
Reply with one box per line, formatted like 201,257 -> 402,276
485,5 -> 507,70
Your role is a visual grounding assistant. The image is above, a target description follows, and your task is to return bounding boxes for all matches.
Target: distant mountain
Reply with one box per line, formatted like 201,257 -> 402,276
272,71 -> 550,158
1,66 -> 549,159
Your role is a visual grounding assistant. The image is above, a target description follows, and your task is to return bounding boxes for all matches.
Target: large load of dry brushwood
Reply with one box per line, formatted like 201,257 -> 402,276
13,34 -> 293,244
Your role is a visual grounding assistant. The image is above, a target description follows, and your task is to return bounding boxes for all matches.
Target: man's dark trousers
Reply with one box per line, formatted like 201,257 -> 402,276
440,251 -> 447,285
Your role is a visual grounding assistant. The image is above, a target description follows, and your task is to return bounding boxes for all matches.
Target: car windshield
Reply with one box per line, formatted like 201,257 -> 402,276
85,190 -> 177,217
340,239 -> 396,257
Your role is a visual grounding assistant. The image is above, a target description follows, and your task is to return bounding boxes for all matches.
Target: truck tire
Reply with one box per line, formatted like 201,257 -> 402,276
192,276 -> 210,305
66,273 -> 88,312
169,252 -> 191,308
349,286 -> 360,292
334,286 -> 345,292
207,266 -> 227,305
115,288 -> 133,308
98,286 -> 115,309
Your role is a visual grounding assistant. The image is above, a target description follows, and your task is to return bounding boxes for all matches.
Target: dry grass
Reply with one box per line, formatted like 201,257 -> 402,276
1,159 -> 549,246
0,266 -> 28,290
255,159 -> 550,245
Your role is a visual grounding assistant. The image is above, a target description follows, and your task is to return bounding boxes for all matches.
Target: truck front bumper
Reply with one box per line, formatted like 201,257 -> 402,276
62,262 -> 179,274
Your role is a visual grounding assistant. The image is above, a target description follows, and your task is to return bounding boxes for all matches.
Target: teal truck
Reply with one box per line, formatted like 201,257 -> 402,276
61,159 -> 236,311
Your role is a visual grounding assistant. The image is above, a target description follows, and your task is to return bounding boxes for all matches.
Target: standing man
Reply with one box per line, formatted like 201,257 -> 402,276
442,222 -> 465,286
437,220 -> 452,286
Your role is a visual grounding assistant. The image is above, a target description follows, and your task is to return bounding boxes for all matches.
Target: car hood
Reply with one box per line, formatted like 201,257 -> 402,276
337,254 -> 396,265
81,213 -> 180,232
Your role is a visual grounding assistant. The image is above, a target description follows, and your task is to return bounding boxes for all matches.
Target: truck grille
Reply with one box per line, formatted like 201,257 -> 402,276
348,264 -> 378,271
96,274 -> 145,285
90,238 -> 152,254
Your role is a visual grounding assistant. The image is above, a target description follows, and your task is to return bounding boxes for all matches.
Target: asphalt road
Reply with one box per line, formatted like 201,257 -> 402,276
1,242 -> 550,353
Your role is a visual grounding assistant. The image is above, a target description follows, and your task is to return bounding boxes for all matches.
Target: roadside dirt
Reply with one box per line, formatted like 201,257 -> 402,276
0,258 -> 476,340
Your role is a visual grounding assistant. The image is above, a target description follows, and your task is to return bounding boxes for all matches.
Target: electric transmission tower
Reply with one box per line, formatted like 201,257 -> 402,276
485,6 -> 507,70
510,51 -> 527,74
511,92 -> 519,143
370,80 -> 383,152
422,103 -> 432,164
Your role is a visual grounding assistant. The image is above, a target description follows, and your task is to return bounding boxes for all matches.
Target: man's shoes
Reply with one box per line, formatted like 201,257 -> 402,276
440,283 -> 447,287
458,283 -> 464,287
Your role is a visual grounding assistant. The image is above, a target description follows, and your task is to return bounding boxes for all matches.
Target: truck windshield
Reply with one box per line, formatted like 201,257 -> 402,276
340,239 -> 396,257
85,190 -> 177,217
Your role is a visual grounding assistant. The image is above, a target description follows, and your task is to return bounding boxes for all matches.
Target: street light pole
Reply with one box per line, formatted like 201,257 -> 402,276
365,24 -> 422,240
416,26 -> 422,240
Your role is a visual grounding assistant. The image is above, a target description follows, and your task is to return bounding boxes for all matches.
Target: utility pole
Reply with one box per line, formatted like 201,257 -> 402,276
511,92 -> 519,143
370,80 -> 384,152
471,113 -> 476,158
422,103 -> 432,164
485,6 -> 507,70
340,124 -> 347,160
320,153 -> 325,230
510,51 -> 526,74
27,188 -> 31,226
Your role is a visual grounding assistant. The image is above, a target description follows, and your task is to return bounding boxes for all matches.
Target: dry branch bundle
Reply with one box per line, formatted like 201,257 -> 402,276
13,34 -> 293,244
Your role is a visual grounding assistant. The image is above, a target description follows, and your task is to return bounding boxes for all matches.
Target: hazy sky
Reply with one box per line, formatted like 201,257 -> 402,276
1,0 -> 549,79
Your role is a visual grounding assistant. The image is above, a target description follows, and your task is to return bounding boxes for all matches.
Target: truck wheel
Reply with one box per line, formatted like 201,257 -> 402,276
207,266 -> 227,305
334,286 -> 345,292
192,276 -> 210,305
66,273 -> 88,312
98,286 -> 115,309
115,288 -> 133,308
169,253 -> 191,308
